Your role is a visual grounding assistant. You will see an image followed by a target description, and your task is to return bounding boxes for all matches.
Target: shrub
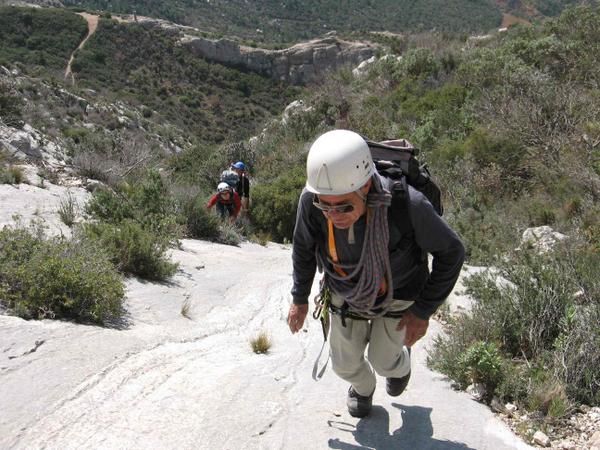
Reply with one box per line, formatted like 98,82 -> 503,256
390,48 -> 441,81
251,166 -> 305,243
429,240 -> 600,407
464,250 -> 575,359
527,376 -> 570,418
57,191 -> 79,227
0,225 -> 124,324
457,341 -> 505,400
249,230 -> 271,246
85,170 -> 181,244
62,127 -> 89,144
180,194 -> 221,240
217,221 -> 242,246
83,220 -> 178,281
0,165 -> 25,184
37,166 -> 60,185
0,83 -> 24,128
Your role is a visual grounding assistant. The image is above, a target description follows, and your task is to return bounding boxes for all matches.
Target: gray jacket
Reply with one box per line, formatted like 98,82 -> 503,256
291,175 -> 465,320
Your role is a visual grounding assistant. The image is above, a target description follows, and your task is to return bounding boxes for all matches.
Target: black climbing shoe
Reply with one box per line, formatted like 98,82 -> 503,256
386,347 -> 411,397
347,386 -> 373,418
386,371 -> 411,397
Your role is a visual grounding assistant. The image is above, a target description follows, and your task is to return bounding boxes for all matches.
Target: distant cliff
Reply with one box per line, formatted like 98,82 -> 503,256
180,34 -> 377,85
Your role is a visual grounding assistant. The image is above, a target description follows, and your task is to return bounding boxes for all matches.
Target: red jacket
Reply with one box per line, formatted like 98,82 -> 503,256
206,191 -> 242,218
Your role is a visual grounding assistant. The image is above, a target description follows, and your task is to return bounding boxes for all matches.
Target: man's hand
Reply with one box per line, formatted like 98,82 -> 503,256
288,303 -> 308,334
396,310 -> 429,347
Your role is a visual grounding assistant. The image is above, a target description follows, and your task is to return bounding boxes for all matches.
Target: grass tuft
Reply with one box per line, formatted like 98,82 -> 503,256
250,331 -> 271,354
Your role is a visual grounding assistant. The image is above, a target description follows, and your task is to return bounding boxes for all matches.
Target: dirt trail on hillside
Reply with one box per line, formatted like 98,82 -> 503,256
64,13 -> 99,85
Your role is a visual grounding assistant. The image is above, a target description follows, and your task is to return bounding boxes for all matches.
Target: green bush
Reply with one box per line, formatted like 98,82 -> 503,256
85,170 -> 181,244
464,250 -> 575,359
62,127 -> 89,144
83,220 -> 178,281
58,191 -> 79,227
392,48 -> 441,81
457,341 -> 504,399
180,194 -> 221,240
429,241 -> 600,408
0,225 -> 124,324
251,166 -> 305,243
0,165 -> 25,184
0,7 -> 88,72
0,83 -> 24,128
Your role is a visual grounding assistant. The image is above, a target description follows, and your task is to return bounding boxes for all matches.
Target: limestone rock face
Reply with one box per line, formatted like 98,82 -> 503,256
182,35 -> 377,85
0,123 -> 65,166
520,226 -> 567,253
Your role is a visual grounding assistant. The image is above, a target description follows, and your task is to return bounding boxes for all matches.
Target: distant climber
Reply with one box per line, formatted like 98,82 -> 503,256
220,164 -> 240,190
206,182 -> 241,222
231,161 -> 250,216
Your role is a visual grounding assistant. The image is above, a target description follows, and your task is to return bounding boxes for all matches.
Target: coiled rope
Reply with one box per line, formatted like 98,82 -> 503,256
316,174 -> 394,317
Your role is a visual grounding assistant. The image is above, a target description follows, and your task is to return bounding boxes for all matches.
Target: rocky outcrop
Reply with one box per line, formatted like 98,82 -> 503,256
0,123 -> 65,167
181,34 -> 377,85
520,225 -> 567,253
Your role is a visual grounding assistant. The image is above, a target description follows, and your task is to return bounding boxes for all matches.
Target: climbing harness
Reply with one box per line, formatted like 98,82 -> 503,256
328,302 -> 405,327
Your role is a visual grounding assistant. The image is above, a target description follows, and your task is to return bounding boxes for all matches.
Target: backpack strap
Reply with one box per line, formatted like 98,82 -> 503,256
388,177 -> 427,263
388,176 -> 413,240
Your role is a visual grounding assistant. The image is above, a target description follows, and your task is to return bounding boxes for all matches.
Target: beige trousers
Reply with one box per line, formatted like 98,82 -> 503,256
329,293 -> 412,397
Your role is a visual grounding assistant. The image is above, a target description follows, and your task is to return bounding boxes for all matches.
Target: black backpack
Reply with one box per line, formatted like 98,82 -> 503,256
364,138 -> 443,252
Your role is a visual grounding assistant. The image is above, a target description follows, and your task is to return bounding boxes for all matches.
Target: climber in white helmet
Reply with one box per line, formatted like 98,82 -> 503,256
206,182 -> 241,223
288,129 -> 465,418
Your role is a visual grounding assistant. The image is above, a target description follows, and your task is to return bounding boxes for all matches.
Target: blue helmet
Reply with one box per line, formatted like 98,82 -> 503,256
233,161 -> 246,170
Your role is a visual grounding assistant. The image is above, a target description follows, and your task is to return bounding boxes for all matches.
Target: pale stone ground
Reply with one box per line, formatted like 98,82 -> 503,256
0,175 -> 533,450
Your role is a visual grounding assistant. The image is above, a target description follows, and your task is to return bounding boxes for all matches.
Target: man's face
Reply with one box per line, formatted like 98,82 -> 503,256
314,190 -> 367,229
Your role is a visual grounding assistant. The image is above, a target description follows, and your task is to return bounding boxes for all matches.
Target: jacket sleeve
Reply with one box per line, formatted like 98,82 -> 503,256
206,194 -> 217,209
291,190 -> 319,305
408,189 -> 465,320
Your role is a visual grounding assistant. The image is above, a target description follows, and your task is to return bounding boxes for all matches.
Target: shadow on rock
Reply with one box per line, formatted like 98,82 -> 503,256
328,404 -> 475,450
101,307 -> 133,330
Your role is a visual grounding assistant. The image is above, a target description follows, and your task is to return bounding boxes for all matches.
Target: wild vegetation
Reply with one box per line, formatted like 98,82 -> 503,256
70,18 -> 297,143
0,7 -> 298,147
59,0 -> 591,44
61,0 -> 502,43
0,6 -> 87,73
0,3 -> 598,435
235,5 -> 599,424
0,222 -> 125,324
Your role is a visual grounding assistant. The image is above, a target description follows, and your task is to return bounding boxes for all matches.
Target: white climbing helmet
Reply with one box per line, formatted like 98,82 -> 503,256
217,182 -> 231,193
306,129 -> 374,195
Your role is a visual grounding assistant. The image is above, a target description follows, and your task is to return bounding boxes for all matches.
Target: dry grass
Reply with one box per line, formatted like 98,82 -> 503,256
181,297 -> 193,320
0,165 -> 26,184
250,331 -> 271,354
58,191 -> 79,227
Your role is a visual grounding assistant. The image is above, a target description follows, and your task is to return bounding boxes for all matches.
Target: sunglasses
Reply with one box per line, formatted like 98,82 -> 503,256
312,200 -> 355,214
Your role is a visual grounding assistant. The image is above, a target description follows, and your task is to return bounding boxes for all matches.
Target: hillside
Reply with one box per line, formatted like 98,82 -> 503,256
62,0 -> 504,43
0,6 -> 300,150
3,0 -> 591,44
1,4 -> 599,448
